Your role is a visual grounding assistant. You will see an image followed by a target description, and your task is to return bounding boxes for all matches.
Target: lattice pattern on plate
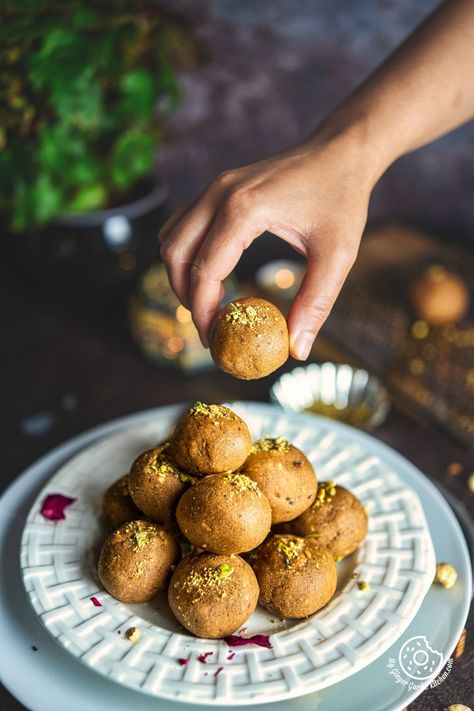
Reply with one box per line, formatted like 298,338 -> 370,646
21,403 -> 435,705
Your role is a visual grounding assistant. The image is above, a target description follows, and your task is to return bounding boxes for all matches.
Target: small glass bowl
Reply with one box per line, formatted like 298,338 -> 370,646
270,362 -> 390,431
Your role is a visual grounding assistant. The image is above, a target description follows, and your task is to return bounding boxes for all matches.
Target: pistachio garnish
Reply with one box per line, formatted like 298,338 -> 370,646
225,301 -> 265,327
312,481 -> 336,508
250,436 -> 290,454
275,535 -> 304,568
224,473 -> 259,492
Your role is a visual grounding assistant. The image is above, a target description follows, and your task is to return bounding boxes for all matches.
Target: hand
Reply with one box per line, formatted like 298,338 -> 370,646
159,125 -> 378,360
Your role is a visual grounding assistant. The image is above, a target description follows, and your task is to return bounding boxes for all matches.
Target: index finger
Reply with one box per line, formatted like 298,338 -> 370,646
189,206 -> 266,344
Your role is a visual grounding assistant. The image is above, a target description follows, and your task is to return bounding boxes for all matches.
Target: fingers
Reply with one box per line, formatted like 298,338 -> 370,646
159,173 -> 238,309
189,196 -> 266,344
287,243 -> 357,360
159,194 -> 218,309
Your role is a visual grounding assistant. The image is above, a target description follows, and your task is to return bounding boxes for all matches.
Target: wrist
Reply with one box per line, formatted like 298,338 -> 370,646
309,106 -> 397,187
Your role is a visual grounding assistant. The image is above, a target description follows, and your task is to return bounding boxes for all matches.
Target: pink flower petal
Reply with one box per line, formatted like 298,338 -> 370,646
40,494 -> 76,521
227,652 -> 236,661
214,666 -> 224,677
198,651 -> 213,663
90,597 -> 102,607
224,634 -> 272,649
178,658 -> 189,666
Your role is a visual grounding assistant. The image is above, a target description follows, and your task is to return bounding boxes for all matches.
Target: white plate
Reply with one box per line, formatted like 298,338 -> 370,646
2,404 -> 471,711
19,403 -> 436,706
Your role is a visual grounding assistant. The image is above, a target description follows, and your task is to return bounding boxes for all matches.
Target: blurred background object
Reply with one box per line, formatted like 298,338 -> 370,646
1,0 -> 203,302
129,262 -> 237,372
271,362 -> 389,431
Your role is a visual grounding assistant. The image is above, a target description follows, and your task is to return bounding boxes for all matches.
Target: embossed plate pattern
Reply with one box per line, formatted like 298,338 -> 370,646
20,402 -> 435,705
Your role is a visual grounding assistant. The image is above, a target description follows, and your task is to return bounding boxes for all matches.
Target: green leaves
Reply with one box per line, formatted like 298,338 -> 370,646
0,0 -> 194,231
111,129 -> 155,189
120,70 -> 156,121
67,184 -> 106,212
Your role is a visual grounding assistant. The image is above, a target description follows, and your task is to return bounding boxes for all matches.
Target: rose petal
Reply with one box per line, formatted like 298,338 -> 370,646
198,652 -> 213,663
178,658 -> 189,666
214,666 -> 224,677
90,597 -> 102,607
224,634 -> 272,649
227,652 -> 236,661
40,494 -> 76,521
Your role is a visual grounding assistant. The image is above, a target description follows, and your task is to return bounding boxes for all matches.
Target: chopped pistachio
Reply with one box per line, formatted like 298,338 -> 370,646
147,449 -> 183,482
434,562 -> 458,589
185,563 -> 234,601
275,535 -> 304,567
122,521 -> 159,552
225,301 -> 265,327
224,473 -> 259,492
219,563 -> 234,579
312,481 -> 336,508
190,402 -> 227,418
250,436 -> 290,454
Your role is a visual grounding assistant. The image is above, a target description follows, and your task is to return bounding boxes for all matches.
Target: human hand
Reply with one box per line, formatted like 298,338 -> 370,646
159,124 -> 380,360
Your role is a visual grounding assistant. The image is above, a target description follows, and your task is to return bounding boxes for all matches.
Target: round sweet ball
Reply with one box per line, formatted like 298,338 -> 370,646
410,265 -> 469,325
210,297 -> 289,380
240,437 -> 317,524
168,553 -> 259,638
170,402 -> 251,475
251,534 -> 337,618
98,520 -> 180,603
102,474 -> 142,530
291,482 -> 368,559
128,443 -> 191,523
176,472 -> 272,554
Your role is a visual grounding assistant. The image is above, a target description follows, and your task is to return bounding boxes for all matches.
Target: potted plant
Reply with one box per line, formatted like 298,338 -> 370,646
0,1 -> 197,302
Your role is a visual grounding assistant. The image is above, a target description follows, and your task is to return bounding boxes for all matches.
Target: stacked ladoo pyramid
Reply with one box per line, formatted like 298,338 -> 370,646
98,402 -> 368,638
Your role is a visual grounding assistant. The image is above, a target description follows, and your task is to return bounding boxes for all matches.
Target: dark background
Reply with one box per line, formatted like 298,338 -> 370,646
2,1 -> 473,710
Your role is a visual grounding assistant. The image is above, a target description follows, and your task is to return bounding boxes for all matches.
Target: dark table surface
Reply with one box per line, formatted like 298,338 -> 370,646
2,1 -> 474,708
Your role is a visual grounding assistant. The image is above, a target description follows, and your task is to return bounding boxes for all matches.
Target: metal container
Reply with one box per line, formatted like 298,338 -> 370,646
270,362 -> 389,430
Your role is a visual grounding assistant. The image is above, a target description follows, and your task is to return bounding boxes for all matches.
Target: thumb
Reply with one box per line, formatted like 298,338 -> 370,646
287,245 -> 356,360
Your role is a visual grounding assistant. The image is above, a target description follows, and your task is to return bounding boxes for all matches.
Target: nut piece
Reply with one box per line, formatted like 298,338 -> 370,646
444,706 -> 472,711
434,562 -> 458,589
125,626 -> 140,642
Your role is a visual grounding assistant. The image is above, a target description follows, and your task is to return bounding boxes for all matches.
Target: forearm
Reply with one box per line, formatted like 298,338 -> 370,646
317,0 -> 474,180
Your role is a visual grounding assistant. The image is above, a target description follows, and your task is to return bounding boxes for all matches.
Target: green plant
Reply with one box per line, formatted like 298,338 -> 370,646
0,0 -> 194,231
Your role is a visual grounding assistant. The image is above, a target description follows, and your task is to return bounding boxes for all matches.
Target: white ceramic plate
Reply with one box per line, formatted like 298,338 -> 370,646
20,403 -> 436,706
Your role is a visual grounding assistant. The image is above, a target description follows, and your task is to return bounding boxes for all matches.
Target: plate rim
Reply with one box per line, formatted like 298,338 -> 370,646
19,402 -> 440,706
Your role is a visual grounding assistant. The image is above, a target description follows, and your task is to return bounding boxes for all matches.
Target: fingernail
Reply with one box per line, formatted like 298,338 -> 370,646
291,330 -> 314,360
